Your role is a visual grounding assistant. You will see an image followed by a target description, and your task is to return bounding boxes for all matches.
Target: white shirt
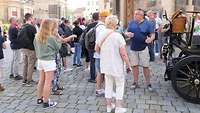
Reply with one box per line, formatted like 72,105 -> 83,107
94,21 -> 106,59
97,29 -> 126,76
155,17 -> 162,29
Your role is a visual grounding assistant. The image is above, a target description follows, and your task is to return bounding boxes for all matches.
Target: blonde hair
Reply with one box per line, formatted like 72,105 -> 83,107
36,19 -> 56,43
105,15 -> 119,29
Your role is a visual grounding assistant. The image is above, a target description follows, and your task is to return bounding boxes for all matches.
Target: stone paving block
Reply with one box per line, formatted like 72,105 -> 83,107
54,108 -> 65,113
77,110 -> 90,113
90,111 -> 101,113
136,99 -> 146,104
150,104 -> 161,110
127,103 -> 137,109
57,102 -> 68,108
64,108 -> 78,113
161,106 -> 176,112
66,104 -> 77,109
144,109 -> 156,113
76,104 -> 89,110
156,110 -> 167,113
158,100 -> 172,106
132,108 -> 145,113
137,103 -> 149,109
175,106 -> 189,112
88,106 -> 99,111
13,110 -> 26,113
3,109 -> 16,113
146,100 -> 158,105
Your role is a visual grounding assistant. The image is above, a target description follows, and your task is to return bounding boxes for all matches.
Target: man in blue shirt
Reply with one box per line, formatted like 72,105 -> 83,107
125,9 -> 155,91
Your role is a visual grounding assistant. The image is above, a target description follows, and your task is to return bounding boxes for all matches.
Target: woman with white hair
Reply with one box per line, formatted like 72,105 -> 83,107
95,15 -> 131,113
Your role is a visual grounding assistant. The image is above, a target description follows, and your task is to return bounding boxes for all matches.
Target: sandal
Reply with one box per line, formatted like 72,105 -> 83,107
52,90 -> 63,95
57,86 -> 64,90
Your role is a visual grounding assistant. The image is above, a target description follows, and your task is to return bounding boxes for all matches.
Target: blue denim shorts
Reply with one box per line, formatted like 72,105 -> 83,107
95,58 -> 101,73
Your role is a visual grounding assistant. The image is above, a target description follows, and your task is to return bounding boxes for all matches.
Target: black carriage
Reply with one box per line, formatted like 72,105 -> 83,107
161,10 -> 200,104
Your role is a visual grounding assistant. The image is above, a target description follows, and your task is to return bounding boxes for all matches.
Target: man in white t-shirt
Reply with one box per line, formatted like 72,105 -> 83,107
94,10 -> 109,97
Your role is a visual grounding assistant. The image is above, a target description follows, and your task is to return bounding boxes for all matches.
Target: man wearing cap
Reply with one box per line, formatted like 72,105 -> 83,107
94,10 -> 110,97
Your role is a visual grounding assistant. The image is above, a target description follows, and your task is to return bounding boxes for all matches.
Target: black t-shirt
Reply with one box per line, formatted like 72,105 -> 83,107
73,26 -> 83,42
0,36 -> 5,59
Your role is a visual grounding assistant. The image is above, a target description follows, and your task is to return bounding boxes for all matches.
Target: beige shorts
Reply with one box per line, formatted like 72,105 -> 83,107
129,47 -> 150,67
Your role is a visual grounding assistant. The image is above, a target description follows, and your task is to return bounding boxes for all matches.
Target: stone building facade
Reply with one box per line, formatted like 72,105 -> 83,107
0,0 -> 67,22
0,0 -> 33,22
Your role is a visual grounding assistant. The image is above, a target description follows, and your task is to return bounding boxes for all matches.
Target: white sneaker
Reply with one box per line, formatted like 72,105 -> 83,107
147,84 -> 153,92
115,107 -> 127,113
112,92 -> 116,98
107,103 -> 115,113
155,53 -> 159,56
63,68 -> 73,72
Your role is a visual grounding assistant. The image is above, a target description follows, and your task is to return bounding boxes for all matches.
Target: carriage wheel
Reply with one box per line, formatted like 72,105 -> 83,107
171,55 -> 200,103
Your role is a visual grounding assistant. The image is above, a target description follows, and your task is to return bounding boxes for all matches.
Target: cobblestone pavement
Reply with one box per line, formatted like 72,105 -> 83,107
0,45 -> 200,113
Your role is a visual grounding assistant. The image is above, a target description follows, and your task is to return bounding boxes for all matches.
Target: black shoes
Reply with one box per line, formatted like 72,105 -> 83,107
10,74 -> 23,80
9,74 -> 14,78
77,64 -> 83,67
88,79 -> 96,83
73,64 -> 82,67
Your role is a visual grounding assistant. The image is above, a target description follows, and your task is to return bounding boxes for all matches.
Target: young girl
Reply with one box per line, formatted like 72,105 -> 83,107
34,19 -> 76,108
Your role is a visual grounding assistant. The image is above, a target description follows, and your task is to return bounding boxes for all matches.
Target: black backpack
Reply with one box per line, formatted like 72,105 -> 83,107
17,24 -> 30,49
85,24 -> 103,52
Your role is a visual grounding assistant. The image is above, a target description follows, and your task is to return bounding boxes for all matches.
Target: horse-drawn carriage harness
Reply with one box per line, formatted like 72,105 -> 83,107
161,10 -> 200,103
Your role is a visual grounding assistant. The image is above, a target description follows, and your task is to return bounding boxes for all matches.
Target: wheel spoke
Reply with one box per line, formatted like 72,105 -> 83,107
179,83 -> 191,88
178,69 -> 190,77
196,87 -> 200,98
187,86 -> 194,96
176,78 -> 188,81
194,61 -> 200,74
186,64 -> 194,75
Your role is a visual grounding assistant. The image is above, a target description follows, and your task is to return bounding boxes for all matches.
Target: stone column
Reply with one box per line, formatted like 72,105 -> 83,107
124,0 -> 134,28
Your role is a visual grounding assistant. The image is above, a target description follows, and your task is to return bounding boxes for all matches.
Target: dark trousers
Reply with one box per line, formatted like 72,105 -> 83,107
89,52 -> 96,80
148,42 -> 155,62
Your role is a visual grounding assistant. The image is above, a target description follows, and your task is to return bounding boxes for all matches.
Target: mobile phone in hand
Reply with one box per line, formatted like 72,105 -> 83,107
126,67 -> 131,73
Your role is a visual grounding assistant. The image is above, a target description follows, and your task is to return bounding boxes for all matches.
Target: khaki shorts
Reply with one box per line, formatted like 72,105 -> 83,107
129,47 -> 150,67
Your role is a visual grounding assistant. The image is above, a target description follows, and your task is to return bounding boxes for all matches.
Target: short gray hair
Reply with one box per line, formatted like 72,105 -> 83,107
105,15 -> 119,29
9,17 -> 16,23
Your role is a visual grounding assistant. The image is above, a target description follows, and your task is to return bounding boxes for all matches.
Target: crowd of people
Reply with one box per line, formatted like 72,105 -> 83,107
0,8 -> 200,112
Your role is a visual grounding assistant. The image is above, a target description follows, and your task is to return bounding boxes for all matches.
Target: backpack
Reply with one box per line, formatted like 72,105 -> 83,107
17,24 -> 30,49
85,24 -> 103,52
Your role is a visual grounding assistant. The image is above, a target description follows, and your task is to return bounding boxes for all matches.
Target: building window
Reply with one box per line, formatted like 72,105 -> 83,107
186,0 -> 189,5
192,0 -> 195,5
147,0 -> 156,7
